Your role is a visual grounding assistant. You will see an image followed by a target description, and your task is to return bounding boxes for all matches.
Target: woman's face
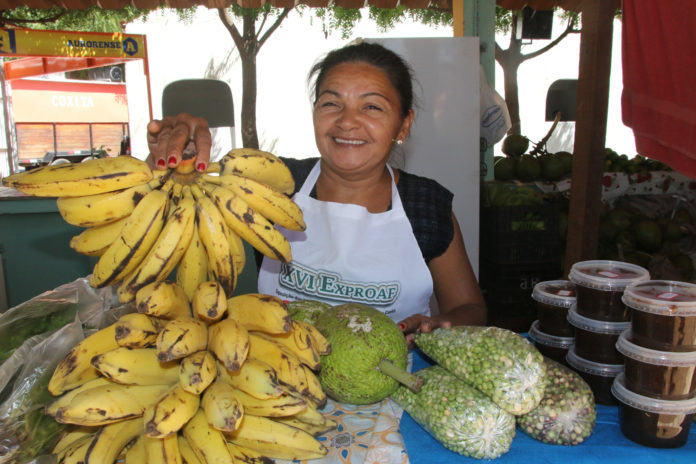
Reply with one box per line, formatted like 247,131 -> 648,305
313,61 -> 414,178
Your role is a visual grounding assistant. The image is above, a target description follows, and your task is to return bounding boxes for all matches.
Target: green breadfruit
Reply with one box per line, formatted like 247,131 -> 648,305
286,299 -> 332,325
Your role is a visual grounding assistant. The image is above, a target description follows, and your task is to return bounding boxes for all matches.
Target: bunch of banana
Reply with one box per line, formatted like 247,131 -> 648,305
1,148 -> 305,303
45,282 -> 334,463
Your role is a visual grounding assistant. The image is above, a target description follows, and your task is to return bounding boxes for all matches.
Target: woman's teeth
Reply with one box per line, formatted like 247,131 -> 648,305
333,137 -> 365,145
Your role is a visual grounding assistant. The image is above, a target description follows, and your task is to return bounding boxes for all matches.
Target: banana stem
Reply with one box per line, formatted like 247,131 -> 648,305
377,359 -> 423,393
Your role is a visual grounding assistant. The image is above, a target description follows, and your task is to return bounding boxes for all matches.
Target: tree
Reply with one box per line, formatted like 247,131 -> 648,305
494,7 -> 579,136
0,5 -> 148,31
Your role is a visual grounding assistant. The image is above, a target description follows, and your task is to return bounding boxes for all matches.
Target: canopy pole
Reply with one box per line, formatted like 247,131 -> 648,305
453,0 -> 465,37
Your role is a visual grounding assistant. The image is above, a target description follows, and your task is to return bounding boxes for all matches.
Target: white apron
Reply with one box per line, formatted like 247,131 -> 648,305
258,161 -> 433,322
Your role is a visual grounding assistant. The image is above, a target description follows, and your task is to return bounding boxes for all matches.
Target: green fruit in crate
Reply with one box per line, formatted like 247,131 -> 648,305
555,151 -> 573,174
501,134 -> 529,157
673,208 -> 693,225
632,219 -> 663,252
669,253 -> 695,280
661,219 -> 682,243
516,155 -> 541,182
540,154 -> 565,181
607,208 -> 632,231
494,157 -> 516,181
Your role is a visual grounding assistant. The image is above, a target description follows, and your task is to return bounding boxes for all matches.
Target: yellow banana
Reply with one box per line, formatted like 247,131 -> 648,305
207,173 -> 305,231
157,317 -> 208,362
82,416 -> 142,463
136,281 -> 192,319
208,318 -> 249,372
118,194 -> 196,303
247,333 -> 308,396
69,215 -> 128,257
182,408 -> 235,464
114,312 -> 164,348
2,155 -> 153,197
46,377 -> 113,417
227,414 -> 328,460
228,228 -> 246,278
201,379 -> 244,433
300,364 -> 327,407
52,427 -> 93,456
205,183 -> 291,263
273,415 -> 338,437
48,324 -> 119,396
50,383 -> 170,426
230,384 -> 307,418
57,434 -> 92,464
294,319 -> 331,355
144,434 -> 183,464
193,281 -> 227,323
213,147 -> 295,195
226,293 -> 291,334
179,350 -> 217,395
216,359 -> 284,400
192,184 -> 238,297
143,384 -> 200,438
291,395 -> 327,425
263,320 -> 321,370
124,434 -> 147,463
170,181 -> 184,205
225,442 -> 273,463
90,347 -> 180,385
90,188 -> 169,288
176,224 -> 209,302
57,180 -> 154,227
178,435 -> 204,464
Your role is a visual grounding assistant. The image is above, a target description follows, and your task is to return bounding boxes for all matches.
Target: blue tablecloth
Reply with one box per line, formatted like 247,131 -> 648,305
400,350 -> 696,464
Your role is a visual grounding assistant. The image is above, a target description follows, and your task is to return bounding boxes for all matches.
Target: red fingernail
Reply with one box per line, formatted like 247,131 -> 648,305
196,162 -> 207,172
156,158 -> 166,169
398,323 -> 406,330
167,155 -> 177,166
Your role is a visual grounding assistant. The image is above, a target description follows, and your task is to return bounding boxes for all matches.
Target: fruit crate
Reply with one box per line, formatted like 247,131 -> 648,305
480,202 -> 561,267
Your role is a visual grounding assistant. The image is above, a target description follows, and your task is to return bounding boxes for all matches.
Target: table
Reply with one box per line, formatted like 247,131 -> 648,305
400,350 -> 696,463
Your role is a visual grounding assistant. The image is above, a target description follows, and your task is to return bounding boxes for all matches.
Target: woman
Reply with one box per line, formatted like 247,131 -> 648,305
147,42 -> 486,342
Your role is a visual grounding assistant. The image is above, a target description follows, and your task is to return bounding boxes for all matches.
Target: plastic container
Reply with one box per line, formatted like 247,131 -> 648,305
616,330 -> 696,400
568,260 -> 650,322
622,280 -> 696,352
612,373 -> 696,448
528,320 -> 574,366
567,304 -> 630,364
566,346 -> 623,405
531,280 -> 576,336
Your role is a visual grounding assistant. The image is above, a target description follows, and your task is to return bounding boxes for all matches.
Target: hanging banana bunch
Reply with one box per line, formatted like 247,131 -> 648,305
46,280 -> 334,463
1,148 -> 306,302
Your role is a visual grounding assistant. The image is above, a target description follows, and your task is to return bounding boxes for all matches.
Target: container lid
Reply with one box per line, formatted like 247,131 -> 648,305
612,374 -> 696,414
567,304 -> 631,334
531,280 -> 577,308
566,345 -> 624,377
616,330 -> 696,366
622,280 -> 696,317
528,320 -> 574,348
568,260 -> 650,291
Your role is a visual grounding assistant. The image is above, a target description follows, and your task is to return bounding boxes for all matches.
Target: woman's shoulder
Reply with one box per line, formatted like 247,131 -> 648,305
279,157 -> 319,195
397,169 -> 453,203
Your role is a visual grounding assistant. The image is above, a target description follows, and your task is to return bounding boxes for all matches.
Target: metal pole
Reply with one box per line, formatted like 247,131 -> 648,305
0,59 -> 16,175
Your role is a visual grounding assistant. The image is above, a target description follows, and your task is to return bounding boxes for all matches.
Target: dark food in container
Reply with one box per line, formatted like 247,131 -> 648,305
528,320 -> 574,367
566,345 -> 623,405
568,260 -> 650,322
567,304 -> 630,365
532,280 -> 576,336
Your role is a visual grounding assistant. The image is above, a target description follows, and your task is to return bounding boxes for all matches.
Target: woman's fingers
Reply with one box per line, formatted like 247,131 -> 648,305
146,114 -> 211,170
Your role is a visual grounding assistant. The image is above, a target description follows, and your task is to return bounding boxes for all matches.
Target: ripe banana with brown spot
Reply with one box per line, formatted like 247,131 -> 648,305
144,434 -> 183,464
226,293 -> 291,334
90,347 -> 180,385
208,317 -> 249,372
212,147 -> 295,195
48,324 -> 119,396
156,317 -> 208,362
124,434 -> 147,463
202,379 -> 244,433
225,442 -> 274,463
90,188 -> 169,288
82,416 -> 142,463
294,319 -> 331,355
247,332 -> 308,396
177,435 -> 203,464
143,384 -> 200,438
176,224 -> 209,302
192,281 -> 227,323
207,173 -> 305,231
136,281 -> 192,319
52,426 -> 94,456
228,227 -> 246,278
1,155 -> 153,197
114,312 -> 164,348
46,378 -> 113,418
227,414 -> 328,461
205,183 -> 291,263
273,415 -> 338,437
178,350 -> 217,395
69,215 -> 128,257
216,358 -> 284,400
263,320 -> 321,370
57,180 -> 155,227
230,383 -> 307,418
56,434 -> 93,464
192,184 -> 238,297
182,408 -> 235,464
300,364 -> 327,407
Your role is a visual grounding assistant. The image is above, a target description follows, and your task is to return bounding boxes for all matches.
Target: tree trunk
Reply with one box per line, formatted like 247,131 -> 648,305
495,12 -> 524,136
239,14 -> 259,149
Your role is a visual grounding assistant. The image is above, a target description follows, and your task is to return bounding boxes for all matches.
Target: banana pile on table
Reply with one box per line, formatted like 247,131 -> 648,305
45,280 -> 333,463
1,148 -> 305,301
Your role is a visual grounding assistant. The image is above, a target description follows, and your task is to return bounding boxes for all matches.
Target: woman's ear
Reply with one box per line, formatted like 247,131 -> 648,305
397,109 -> 415,142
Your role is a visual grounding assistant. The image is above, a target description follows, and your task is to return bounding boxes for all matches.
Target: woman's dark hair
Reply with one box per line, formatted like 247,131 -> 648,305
308,41 -> 415,118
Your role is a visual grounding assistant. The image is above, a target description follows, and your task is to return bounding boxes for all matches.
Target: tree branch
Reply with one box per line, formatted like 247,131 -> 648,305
258,8 -> 291,50
256,9 -> 269,39
217,7 -> 244,50
522,18 -> 579,63
1,10 -> 67,27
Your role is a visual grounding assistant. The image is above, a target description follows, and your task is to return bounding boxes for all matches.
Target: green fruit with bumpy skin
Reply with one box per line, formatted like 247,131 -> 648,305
501,135 -> 529,157
314,303 -> 408,405
287,299 -> 332,325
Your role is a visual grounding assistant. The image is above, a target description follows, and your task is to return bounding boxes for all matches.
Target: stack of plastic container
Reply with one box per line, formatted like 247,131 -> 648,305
612,280 -> 696,448
528,280 -> 576,366
565,260 -> 650,405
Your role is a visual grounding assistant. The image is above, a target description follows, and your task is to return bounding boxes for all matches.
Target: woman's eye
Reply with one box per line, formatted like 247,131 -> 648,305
365,104 -> 383,111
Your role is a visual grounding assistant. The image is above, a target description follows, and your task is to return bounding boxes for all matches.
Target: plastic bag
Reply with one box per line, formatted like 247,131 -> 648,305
391,365 -> 515,459
480,66 -> 511,148
415,326 -> 546,415
517,358 -> 596,445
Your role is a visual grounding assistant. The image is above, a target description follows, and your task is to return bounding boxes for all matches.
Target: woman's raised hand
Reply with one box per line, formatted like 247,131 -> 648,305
146,113 -> 212,172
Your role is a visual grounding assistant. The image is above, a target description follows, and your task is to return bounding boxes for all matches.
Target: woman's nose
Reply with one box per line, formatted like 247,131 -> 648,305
335,108 -> 360,130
